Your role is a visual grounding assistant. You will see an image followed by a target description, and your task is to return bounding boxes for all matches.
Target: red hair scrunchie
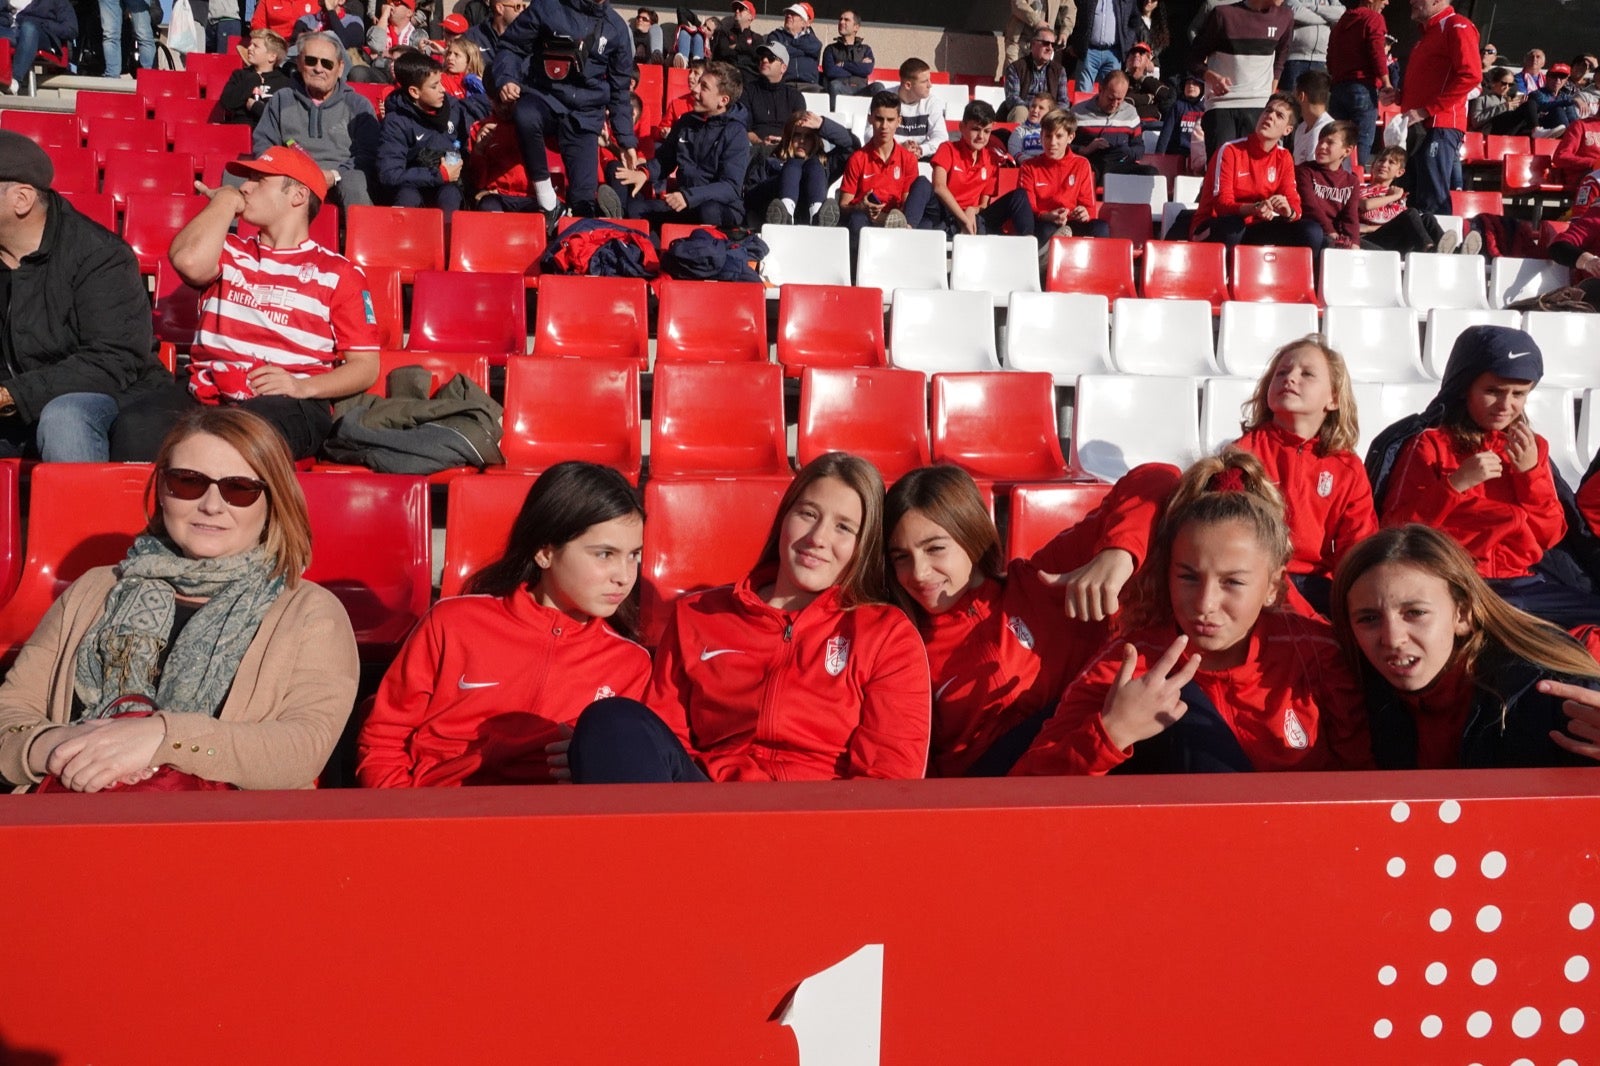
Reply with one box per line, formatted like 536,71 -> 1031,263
1208,467 -> 1247,493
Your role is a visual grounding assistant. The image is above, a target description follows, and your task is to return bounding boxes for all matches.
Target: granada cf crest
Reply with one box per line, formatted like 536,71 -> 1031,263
825,636 -> 851,676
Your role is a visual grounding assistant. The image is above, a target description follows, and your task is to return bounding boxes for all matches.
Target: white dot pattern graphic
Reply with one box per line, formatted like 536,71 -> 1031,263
1466,1010 -> 1491,1038
1566,955 -> 1590,982
1472,958 -> 1497,985
1561,1006 -> 1585,1034
1390,801 -> 1410,823
1476,904 -> 1502,933
1480,850 -> 1506,879
1431,908 -> 1452,932
1372,1018 -> 1392,1039
1386,856 -> 1406,878
1377,965 -> 1397,986
1434,854 -> 1456,878
1511,1006 -> 1541,1038
1420,1014 -> 1442,1038
1424,962 -> 1447,985
1438,799 -> 1461,823
1572,902 -> 1595,931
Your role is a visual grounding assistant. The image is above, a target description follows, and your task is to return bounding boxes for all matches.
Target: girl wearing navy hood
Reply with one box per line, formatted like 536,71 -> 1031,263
1370,324 -> 1600,628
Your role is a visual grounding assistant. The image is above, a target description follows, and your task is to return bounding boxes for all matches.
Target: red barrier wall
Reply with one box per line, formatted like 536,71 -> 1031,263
2,771 -> 1598,1065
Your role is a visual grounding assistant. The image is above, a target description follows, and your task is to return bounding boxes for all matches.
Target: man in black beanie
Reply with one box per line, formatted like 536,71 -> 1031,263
0,130 -> 167,461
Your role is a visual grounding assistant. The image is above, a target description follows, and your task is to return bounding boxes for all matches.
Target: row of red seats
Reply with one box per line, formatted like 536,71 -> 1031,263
0,452 -> 1106,653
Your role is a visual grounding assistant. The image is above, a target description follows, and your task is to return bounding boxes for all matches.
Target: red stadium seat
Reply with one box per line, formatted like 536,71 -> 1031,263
152,258 -> 204,351
173,121 -> 252,162
349,80 -> 389,116
1484,134 -> 1531,160
797,367 -> 929,481
1,109 -> 81,147
298,471 -> 431,661
102,151 -> 198,207
532,275 -> 648,366
636,62 -> 664,124
364,266 -> 406,349
640,476 -> 791,645
776,283 -> 887,376
0,463 -> 151,664
929,371 -> 1072,487
500,356 -> 642,481
1142,239 -> 1227,307
1006,481 -> 1113,562
60,190 -> 117,230
1229,245 -> 1317,304
407,270 -> 528,362
440,471 -> 539,597
1450,189 -> 1504,218
665,65 -> 689,99
76,90 -> 148,123
448,209 -> 546,287
86,119 -> 169,164
556,215 -> 650,236
154,95 -> 223,143
136,69 -> 200,111
1502,153 -> 1565,198
1044,237 -> 1137,300
122,194 -> 206,275
344,204 -> 446,284
186,51 -> 243,99
369,349 -> 493,397
656,280 -> 767,363
0,459 -> 21,613
1143,153 -> 1183,183
1095,201 -> 1152,251
44,146 -> 99,196
649,362 -> 790,479
1459,132 -> 1489,167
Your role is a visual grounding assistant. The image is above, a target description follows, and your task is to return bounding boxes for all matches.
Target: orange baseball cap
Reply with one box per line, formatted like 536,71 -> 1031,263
226,144 -> 329,200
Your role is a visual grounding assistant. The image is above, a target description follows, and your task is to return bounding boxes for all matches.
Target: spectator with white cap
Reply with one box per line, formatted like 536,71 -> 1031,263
766,1 -> 823,92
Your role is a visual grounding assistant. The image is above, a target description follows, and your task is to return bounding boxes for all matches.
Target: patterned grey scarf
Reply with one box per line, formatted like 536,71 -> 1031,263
73,535 -> 286,720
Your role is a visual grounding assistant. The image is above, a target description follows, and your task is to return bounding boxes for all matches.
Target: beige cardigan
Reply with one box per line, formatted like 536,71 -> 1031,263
0,567 -> 359,791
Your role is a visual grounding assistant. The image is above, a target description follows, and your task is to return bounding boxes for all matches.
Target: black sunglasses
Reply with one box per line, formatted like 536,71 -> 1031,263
300,54 -> 339,70
162,468 -> 269,507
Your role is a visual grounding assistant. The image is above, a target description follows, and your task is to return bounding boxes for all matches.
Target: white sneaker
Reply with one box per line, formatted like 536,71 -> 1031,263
1461,230 -> 1483,256
1436,229 -> 1459,255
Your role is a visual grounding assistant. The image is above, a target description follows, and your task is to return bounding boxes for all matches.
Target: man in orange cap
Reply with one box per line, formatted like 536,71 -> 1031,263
110,146 -> 380,461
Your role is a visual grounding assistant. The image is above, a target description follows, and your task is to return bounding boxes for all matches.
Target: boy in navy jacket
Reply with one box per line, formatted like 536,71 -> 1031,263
378,52 -> 493,218
600,59 -> 749,229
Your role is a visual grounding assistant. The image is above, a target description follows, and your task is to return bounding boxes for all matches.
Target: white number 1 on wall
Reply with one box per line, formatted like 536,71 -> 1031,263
777,944 -> 885,1066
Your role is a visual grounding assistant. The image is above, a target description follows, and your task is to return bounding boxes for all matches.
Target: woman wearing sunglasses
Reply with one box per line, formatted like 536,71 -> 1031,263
0,407 -> 359,793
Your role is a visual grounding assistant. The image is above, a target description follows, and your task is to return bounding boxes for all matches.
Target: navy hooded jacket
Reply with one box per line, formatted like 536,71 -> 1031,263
377,89 -> 493,190
651,108 -> 750,210
490,0 -> 637,147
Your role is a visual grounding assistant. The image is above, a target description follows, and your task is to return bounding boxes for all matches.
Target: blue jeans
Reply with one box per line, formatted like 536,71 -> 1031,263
1328,81 -> 1378,167
674,27 -> 704,61
1279,59 -> 1324,94
35,392 -> 119,462
1409,126 -> 1463,215
101,0 -> 156,77
207,17 -> 241,52
1075,47 -> 1121,93
0,20 -> 48,86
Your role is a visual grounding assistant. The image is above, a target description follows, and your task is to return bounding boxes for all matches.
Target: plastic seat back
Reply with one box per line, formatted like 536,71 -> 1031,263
889,289 -> 1000,375
1095,201 -> 1153,251
1230,245 -> 1317,304
1044,236 -> 1137,300
298,471 -> 431,660
1200,375 -> 1258,453
0,463 -> 152,662
1141,240 -> 1227,306
760,224 -> 852,290
857,227 -> 949,297
1103,171 -> 1167,222
1171,174 -> 1203,206
1320,248 -> 1404,308
532,275 -> 648,367
797,367 -> 929,481
1216,301 -> 1320,378
136,69 -> 200,110
1004,291 -> 1112,383
1071,374 -> 1201,481
0,459 -> 21,612
122,194 -> 206,275
440,472 -> 540,597
1524,310 -> 1600,389
1111,298 -> 1217,375
1403,251 -> 1489,315
102,151 -> 197,206
407,270 -> 527,360
1006,481 -> 1113,561
46,146 -> 99,196
1503,153 -> 1559,194
1422,308 -> 1521,379
60,190 -> 117,230
1450,189 -> 1504,218
370,350 -> 494,397
0,109 -> 81,147
950,233 -> 1040,307
85,119 -> 168,165
657,280 -> 768,363
776,283 -> 886,375
930,371 -> 1070,484
448,210 -> 547,283
172,121 -> 251,161
363,267 -> 405,349
650,362 -> 789,479
1578,387 -> 1600,463
151,95 -> 218,142
344,205 -> 446,284
501,356 -> 641,481
1490,256 -> 1570,309
1351,381 -> 1434,461
76,91 -> 148,123
640,476 -> 791,645
152,258 -> 204,348
186,51 -> 243,99
1524,386 -> 1584,490
1324,305 -> 1428,382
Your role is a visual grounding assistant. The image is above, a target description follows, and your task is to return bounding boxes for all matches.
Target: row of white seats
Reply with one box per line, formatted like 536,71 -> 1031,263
1069,373 -> 1599,491
886,289 -> 1600,391
761,226 -> 1576,314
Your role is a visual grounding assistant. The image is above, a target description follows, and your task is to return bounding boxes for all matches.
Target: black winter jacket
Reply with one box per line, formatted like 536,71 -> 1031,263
0,191 -> 165,423
739,76 -> 805,141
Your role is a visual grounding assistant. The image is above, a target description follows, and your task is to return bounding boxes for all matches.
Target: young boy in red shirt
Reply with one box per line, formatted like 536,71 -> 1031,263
1293,120 -> 1361,255
1356,145 -> 1464,254
828,90 -> 933,250
921,99 -> 1031,235
1016,108 -> 1109,251
656,57 -> 704,141
1192,92 -> 1313,248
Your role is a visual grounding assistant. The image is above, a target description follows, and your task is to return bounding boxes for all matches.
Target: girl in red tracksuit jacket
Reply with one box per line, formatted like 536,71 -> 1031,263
568,453 -> 933,783
884,463 -> 1179,777
1375,324 -> 1600,629
356,463 -> 651,787
1232,335 -> 1377,616
1012,451 -> 1373,776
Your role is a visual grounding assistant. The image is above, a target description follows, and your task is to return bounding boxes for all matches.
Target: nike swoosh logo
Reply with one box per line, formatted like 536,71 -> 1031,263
934,676 -> 958,700
1507,350 -> 1533,360
458,675 -> 499,690
700,648 -> 742,661
415,134 -> 425,141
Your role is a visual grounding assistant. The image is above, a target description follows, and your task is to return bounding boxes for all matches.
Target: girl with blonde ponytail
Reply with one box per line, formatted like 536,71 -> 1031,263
1013,450 -> 1374,775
